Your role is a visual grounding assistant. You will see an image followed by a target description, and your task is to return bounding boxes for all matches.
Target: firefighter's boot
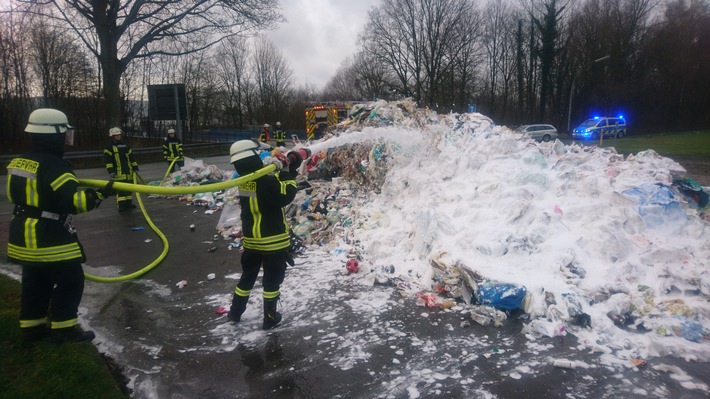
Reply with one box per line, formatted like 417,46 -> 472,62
262,298 -> 282,330
227,294 -> 249,323
20,325 -> 50,348
49,326 -> 96,343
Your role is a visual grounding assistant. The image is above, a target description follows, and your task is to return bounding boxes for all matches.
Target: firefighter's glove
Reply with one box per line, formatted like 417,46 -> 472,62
286,150 -> 304,175
265,154 -> 290,173
96,180 -> 115,200
109,172 -> 116,179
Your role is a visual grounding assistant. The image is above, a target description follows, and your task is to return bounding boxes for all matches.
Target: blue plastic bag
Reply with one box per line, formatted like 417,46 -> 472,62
477,281 -> 527,311
622,183 -> 687,229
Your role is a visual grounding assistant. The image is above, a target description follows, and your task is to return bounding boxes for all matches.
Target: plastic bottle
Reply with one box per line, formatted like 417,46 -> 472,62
552,359 -> 576,369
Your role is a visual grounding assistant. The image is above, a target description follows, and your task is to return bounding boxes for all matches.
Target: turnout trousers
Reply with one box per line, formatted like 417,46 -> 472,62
20,261 -> 85,330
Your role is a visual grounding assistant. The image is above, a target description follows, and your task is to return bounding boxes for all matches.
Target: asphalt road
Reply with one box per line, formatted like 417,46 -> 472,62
1,156 -> 709,399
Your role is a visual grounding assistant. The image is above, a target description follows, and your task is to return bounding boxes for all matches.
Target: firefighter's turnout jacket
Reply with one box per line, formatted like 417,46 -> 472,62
162,136 -> 184,163
6,152 -> 100,265
274,128 -> 287,146
103,140 -> 138,179
238,170 -> 297,252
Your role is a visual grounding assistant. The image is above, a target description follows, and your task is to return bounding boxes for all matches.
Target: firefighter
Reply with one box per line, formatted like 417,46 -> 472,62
259,123 -> 270,145
7,108 -> 114,345
103,127 -> 139,212
226,140 -> 304,330
162,128 -> 184,172
274,121 -> 287,148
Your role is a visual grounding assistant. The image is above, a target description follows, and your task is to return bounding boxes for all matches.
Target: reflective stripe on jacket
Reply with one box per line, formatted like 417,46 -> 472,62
103,142 -> 138,177
162,137 -> 184,162
6,154 -> 97,265
238,171 -> 297,252
274,129 -> 287,142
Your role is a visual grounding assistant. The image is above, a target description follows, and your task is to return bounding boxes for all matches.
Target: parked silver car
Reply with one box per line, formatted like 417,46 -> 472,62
516,124 -> 558,142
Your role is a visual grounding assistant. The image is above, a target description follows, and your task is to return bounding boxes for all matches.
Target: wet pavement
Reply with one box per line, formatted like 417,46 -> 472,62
1,157 -> 709,399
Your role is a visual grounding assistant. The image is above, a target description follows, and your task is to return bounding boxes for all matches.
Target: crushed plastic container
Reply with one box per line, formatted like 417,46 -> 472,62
470,311 -> 492,326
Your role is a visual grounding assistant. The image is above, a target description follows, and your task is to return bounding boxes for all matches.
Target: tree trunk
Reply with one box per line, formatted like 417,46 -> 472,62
102,62 -> 122,131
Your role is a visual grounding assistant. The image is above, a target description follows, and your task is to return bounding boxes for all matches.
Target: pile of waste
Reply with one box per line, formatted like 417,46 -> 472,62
152,157 -> 233,214
161,98 -> 710,363
291,99 -> 710,362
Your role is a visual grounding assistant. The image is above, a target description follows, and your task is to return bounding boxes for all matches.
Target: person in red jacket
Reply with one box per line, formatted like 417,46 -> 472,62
226,140 -> 303,330
259,123 -> 270,145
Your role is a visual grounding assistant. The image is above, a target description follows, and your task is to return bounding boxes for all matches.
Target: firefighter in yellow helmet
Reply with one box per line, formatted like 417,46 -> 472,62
103,127 -> 139,212
6,108 -> 114,346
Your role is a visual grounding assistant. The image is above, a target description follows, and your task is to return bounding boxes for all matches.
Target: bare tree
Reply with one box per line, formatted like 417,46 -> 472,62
532,0 -> 567,120
323,56 -> 357,100
419,0 -> 475,107
361,0 -> 420,100
14,0 -> 283,131
643,0 -> 710,128
567,0 -> 654,121
482,0 -> 519,119
448,4 -> 484,114
251,36 -> 294,125
361,0 -> 480,108
216,36 -> 251,129
0,7 -> 33,150
29,24 -> 93,106
324,51 -> 393,101
350,50 -> 395,101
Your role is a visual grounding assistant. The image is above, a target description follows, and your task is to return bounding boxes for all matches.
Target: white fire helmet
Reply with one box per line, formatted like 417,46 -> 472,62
25,108 -> 70,134
276,121 -> 281,127
168,128 -> 176,134
263,123 -> 269,129
109,127 -> 123,137
229,140 -> 260,164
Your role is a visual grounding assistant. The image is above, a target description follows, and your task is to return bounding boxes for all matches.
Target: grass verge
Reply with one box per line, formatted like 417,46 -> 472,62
595,130 -> 710,157
0,273 -> 129,399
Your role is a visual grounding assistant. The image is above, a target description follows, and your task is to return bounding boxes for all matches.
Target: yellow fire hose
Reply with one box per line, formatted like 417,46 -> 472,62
80,164 -> 276,195
78,163 -> 276,283
161,158 -> 179,183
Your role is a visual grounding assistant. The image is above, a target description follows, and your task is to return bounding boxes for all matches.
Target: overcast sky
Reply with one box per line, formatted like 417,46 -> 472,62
264,0 -> 382,90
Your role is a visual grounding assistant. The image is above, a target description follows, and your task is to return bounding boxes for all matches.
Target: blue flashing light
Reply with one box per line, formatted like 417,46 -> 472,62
593,116 -> 600,120
618,114 -> 624,119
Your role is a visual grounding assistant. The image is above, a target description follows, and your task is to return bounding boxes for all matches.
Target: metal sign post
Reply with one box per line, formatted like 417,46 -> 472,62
148,84 -> 188,140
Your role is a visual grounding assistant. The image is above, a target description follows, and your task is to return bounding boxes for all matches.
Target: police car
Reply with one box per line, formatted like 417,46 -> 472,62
572,116 -> 627,140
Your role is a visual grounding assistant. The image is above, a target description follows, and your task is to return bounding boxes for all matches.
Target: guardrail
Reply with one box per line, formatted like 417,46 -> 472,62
1,128 -> 309,173
0,142 -> 232,173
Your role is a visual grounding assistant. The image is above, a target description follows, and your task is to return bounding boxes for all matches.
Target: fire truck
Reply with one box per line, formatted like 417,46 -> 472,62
305,102 -> 352,140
